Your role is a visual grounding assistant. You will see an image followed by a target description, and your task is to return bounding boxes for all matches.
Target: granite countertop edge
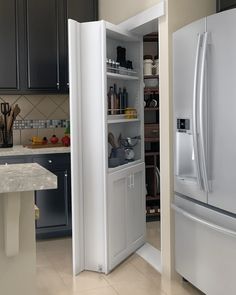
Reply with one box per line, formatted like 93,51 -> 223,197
0,145 -> 70,157
0,163 -> 57,194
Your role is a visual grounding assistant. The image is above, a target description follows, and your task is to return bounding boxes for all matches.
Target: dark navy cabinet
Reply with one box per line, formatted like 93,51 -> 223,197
33,153 -> 71,239
0,153 -> 72,239
0,0 -> 98,94
217,0 -> 236,11
0,1 -> 20,90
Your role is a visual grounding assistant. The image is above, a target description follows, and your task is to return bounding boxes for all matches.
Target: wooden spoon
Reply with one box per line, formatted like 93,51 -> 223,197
108,132 -> 117,148
7,104 -> 21,132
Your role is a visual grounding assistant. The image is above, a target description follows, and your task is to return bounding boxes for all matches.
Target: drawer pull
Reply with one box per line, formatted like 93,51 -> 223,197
48,160 -> 52,163
172,204 -> 236,238
152,130 -> 158,133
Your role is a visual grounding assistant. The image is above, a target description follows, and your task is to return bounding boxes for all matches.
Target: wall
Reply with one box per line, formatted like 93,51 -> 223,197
99,0 -> 216,282
99,0 -> 161,24
0,95 -> 69,145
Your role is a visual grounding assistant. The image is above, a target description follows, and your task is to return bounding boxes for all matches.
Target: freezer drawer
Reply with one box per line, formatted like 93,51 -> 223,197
173,195 -> 236,295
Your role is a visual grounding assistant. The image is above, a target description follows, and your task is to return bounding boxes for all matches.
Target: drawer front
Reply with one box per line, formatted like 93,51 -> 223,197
33,153 -> 70,171
144,124 -> 159,138
0,156 -> 26,165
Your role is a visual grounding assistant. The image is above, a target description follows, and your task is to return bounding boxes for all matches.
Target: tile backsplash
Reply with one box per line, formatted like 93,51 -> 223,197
0,95 -> 70,145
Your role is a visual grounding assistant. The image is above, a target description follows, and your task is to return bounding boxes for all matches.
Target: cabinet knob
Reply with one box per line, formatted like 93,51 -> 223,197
67,82 -> 69,87
64,173 -> 68,177
56,82 -> 60,89
48,160 -> 52,163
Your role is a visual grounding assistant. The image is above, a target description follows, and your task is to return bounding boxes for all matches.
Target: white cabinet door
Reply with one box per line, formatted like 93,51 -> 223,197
108,169 -> 127,269
127,163 -> 146,247
108,163 -> 145,271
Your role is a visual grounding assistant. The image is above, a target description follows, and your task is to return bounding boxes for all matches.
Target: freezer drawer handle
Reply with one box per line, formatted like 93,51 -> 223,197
192,33 -> 203,190
172,204 -> 236,238
199,32 -> 209,193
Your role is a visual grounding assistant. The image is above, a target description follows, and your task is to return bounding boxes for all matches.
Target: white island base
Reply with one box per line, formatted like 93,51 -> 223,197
0,163 -> 57,295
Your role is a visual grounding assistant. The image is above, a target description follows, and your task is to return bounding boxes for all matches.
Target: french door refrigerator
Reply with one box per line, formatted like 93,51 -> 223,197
68,3 -> 164,276
173,9 -> 236,295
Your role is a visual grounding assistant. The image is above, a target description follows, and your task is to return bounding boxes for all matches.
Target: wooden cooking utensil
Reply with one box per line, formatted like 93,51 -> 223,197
7,104 -> 21,132
0,115 -> 4,142
108,132 -> 117,148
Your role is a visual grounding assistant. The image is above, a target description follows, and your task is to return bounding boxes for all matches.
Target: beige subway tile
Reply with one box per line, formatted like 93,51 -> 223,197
54,127 -> 66,143
36,97 -> 58,118
0,95 -> 21,105
21,129 -> 38,145
37,129 -> 54,142
50,95 -> 68,106
13,130 -> 21,145
25,95 -> 45,106
25,108 -> 46,120
16,96 -> 34,119
60,99 -> 70,115
50,107 -> 68,119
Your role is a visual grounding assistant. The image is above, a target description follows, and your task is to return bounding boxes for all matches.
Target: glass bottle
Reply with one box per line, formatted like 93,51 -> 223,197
107,86 -> 115,115
123,87 -> 128,110
118,87 -> 123,114
113,84 -> 119,114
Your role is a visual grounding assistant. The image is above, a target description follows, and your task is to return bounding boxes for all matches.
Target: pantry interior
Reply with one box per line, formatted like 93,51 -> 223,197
143,32 -> 161,252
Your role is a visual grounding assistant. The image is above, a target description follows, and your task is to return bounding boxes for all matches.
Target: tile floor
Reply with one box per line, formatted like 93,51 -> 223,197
36,236 -> 203,295
146,221 -> 161,250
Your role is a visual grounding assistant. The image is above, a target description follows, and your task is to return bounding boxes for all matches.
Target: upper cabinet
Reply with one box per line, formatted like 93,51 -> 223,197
0,0 -> 98,94
0,1 -> 19,90
217,0 -> 236,12
67,0 -> 98,22
26,0 -> 62,91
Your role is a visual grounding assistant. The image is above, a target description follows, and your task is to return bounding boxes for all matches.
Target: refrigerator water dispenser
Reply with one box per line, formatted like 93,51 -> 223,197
175,119 -> 196,178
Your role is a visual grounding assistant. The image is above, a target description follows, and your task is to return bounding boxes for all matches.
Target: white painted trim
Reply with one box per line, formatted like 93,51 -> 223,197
136,243 -> 162,273
68,19 -> 85,275
118,1 -> 165,35
3,192 -> 21,257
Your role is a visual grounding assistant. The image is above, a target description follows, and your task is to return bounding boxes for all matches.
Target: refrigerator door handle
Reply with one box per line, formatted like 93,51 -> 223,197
192,33 -> 203,190
172,204 -> 236,238
199,32 -> 209,193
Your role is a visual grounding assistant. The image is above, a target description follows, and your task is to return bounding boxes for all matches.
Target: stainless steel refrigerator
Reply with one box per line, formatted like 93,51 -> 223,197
173,9 -> 236,295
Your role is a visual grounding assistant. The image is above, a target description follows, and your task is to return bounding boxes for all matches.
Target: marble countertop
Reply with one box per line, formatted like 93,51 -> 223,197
0,163 -> 57,193
0,145 -> 70,157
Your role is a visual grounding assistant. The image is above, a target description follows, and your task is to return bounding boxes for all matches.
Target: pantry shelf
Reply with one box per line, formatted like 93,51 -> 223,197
107,117 -> 140,124
107,72 -> 139,80
108,159 -> 143,173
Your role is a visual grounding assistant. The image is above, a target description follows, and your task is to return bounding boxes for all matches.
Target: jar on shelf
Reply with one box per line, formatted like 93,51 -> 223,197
124,108 -> 137,119
143,55 -> 153,76
153,55 -> 159,76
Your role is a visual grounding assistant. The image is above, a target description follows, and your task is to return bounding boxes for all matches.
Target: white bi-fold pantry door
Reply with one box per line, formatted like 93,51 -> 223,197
69,2 -> 165,275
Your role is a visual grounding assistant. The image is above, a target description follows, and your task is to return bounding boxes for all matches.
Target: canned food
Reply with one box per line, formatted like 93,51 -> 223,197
124,108 -> 137,119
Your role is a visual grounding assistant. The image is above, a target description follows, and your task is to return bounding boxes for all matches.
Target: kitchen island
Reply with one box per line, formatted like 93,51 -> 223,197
0,163 -> 57,295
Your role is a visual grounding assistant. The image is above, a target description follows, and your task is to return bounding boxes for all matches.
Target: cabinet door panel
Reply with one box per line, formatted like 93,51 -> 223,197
0,0 -> 19,89
26,0 -> 59,89
127,165 -> 145,246
67,0 -> 97,22
108,175 -> 127,259
36,169 -> 68,228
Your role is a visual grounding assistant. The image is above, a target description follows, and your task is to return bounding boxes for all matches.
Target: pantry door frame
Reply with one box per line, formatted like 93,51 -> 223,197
71,1 -> 165,275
